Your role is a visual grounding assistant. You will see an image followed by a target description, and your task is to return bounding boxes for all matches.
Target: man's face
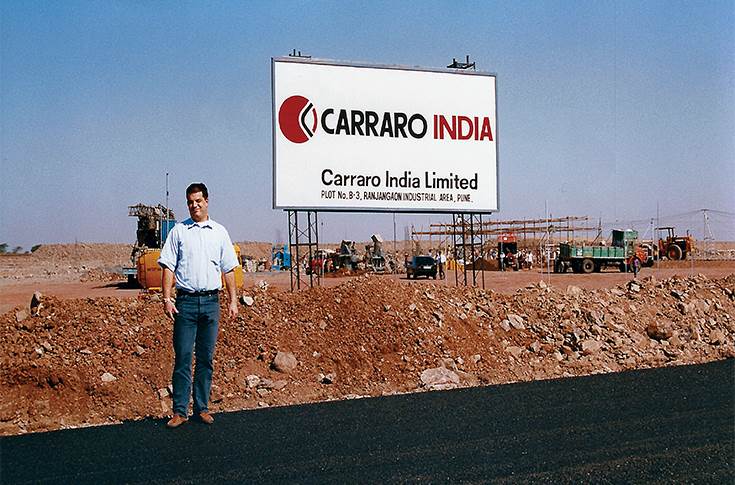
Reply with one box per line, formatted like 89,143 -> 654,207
187,191 -> 209,222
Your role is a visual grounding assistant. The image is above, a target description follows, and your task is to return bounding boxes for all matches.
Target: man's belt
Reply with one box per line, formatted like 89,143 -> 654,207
176,289 -> 220,297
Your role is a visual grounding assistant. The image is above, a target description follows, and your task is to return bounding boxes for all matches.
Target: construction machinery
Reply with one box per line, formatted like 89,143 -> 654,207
124,203 -> 243,290
497,233 -> 519,271
123,204 -> 176,286
364,234 -> 387,273
337,240 -> 359,270
654,226 -> 694,261
556,229 -> 649,273
271,244 -> 291,270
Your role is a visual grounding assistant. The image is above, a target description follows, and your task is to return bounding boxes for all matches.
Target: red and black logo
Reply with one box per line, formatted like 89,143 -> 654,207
279,95 -> 493,144
278,95 -> 317,143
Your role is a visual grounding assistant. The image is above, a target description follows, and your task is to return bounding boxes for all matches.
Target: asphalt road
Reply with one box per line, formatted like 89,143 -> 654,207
2,359 -> 733,484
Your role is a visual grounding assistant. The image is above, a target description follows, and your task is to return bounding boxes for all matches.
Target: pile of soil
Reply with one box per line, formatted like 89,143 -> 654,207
0,244 -> 133,281
235,242 -> 272,261
1,273 -> 732,436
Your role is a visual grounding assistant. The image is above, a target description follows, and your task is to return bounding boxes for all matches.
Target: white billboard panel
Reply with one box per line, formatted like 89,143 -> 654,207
272,58 -> 498,212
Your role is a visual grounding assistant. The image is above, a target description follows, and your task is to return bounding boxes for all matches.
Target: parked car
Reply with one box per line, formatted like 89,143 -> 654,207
406,255 -> 437,279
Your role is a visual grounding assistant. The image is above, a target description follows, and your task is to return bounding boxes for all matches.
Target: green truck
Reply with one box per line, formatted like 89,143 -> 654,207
555,229 -> 650,274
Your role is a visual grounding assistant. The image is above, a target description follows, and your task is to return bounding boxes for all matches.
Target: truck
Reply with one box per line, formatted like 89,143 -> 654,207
497,232 -> 520,271
555,229 -> 649,274
406,255 -> 438,279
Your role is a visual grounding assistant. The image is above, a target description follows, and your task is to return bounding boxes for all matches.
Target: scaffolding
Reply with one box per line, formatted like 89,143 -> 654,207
414,215 -> 599,249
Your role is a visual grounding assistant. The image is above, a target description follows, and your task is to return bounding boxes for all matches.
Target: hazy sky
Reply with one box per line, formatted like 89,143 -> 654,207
2,1 -> 734,250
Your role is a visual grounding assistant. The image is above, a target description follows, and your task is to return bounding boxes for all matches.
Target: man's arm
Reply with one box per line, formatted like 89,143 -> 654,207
162,267 -> 178,320
223,270 -> 238,319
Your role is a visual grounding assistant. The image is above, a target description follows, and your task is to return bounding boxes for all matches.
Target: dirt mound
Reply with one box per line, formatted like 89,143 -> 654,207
1,274 -> 733,435
235,242 -> 272,260
31,243 -> 132,263
0,244 -> 134,281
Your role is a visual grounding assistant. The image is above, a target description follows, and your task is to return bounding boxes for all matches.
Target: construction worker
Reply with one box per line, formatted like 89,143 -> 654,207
158,182 -> 239,429
436,250 -> 446,279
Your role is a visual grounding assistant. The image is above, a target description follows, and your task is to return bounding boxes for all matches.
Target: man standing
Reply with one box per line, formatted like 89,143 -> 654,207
436,249 -> 446,280
158,183 -> 239,428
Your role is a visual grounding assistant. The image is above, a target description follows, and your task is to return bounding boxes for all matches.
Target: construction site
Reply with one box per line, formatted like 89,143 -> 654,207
1,45 -> 733,452
1,98 -> 734,437
1,203 -> 734,435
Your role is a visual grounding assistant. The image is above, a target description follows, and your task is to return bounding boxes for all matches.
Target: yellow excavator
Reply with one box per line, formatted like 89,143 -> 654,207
123,203 -> 243,291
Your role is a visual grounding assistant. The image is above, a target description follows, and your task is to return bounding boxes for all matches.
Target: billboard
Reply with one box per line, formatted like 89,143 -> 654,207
272,57 -> 498,213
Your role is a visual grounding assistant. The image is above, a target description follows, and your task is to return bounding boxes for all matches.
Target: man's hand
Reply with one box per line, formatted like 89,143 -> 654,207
227,300 -> 238,319
164,299 -> 178,321
224,270 -> 238,319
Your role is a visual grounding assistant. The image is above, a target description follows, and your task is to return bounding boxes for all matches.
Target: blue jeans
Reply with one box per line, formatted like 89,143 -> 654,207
172,293 -> 220,416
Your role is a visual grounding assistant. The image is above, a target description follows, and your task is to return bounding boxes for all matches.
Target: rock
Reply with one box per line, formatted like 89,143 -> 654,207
499,319 -> 511,332
709,329 -> 725,345
432,311 -> 444,323
538,280 -> 547,289
441,358 -> 458,371
581,340 -> 603,355
30,291 -> 43,315
319,372 -> 336,384
420,367 -> 460,390
471,354 -> 482,364
157,388 -> 169,399
383,304 -> 391,312
627,281 -> 641,293
210,385 -> 224,403
424,291 -> 435,301
260,378 -> 288,390
408,303 -> 417,312
41,341 -> 53,352
671,290 -> 685,300
585,310 -> 604,326
134,345 -> 145,356
646,322 -> 673,341
553,351 -> 564,361
676,302 -> 693,315
101,372 -> 117,383
506,314 -> 525,330
505,346 -> 524,358
79,349 -> 92,355
257,280 -> 269,291
566,285 -> 583,297
245,375 -> 261,388
15,310 -> 28,323
272,351 -> 298,373
240,295 -> 255,307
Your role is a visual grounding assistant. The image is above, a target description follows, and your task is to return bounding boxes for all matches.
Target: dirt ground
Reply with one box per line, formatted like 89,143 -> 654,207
1,244 -> 733,436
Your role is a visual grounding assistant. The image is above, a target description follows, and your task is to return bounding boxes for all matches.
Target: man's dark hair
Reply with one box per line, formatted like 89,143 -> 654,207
186,183 -> 208,199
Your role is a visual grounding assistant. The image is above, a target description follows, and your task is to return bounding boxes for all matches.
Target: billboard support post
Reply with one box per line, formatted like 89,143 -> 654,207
451,213 -> 486,289
288,210 -> 320,291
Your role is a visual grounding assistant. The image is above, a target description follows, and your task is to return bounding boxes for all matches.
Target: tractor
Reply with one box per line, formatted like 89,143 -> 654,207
655,226 -> 694,261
